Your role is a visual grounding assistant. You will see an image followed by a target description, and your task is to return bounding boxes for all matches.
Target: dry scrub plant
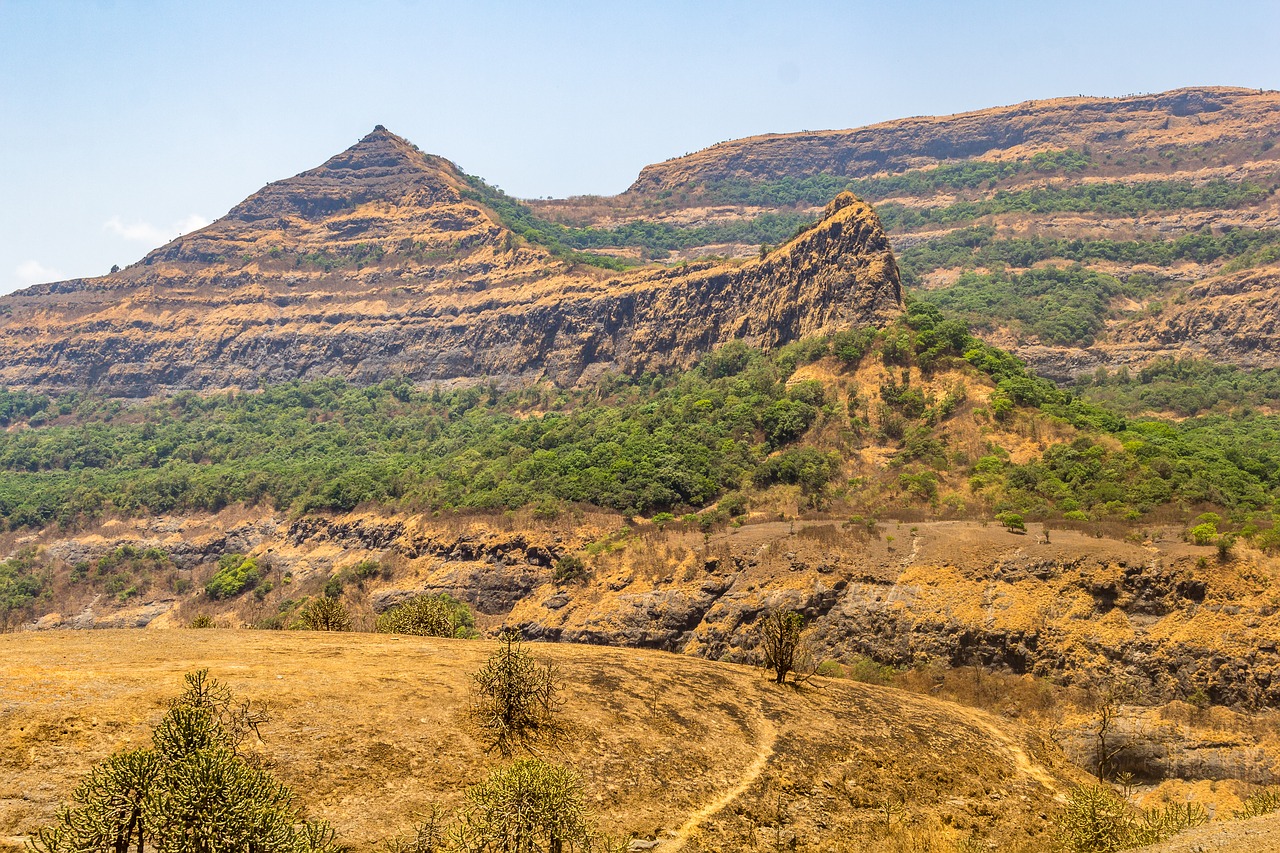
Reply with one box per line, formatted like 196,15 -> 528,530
1055,784 -> 1207,852
297,596 -> 353,631
470,630 -> 564,756
760,609 -> 814,685
28,669 -> 343,853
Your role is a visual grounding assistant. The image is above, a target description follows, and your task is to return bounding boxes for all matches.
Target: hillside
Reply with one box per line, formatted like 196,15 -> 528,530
530,86 -> 1280,379
0,131 -> 900,395
0,630 -> 1088,852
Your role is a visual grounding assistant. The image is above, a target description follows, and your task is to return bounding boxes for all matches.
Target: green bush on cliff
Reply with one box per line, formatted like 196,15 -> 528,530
205,554 -> 260,600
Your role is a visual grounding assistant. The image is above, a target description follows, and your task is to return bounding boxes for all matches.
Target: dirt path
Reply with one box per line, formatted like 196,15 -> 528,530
663,711 -> 778,850
952,705 -> 1065,799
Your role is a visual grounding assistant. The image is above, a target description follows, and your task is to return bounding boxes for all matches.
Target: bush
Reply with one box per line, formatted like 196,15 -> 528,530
1234,787 -> 1280,819
846,656 -> 898,685
553,555 -> 588,584
296,597 -> 352,632
469,631 -> 562,756
815,660 -> 845,678
376,593 -> 476,638
28,670 -> 342,853
1056,784 -> 1208,852
451,759 -> 598,853
188,613 -> 215,629
205,554 -> 260,600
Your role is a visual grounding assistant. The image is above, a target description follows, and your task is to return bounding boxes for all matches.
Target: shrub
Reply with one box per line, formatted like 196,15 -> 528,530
469,630 -> 563,756
846,656 -> 898,685
188,613 -> 215,629
451,759 -> 596,853
1188,521 -> 1218,546
205,554 -> 260,600
376,593 -> 476,638
296,597 -> 352,632
815,660 -> 845,678
1234,787 -> 1280,819
553,555 -> 588,584
28,670 -> 342,853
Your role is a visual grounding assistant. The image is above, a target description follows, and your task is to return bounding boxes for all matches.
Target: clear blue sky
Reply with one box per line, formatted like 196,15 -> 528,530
2,0 -> 1278,294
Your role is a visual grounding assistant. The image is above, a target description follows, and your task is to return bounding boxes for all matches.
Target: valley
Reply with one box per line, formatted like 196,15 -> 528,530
5,85 -> 1280,852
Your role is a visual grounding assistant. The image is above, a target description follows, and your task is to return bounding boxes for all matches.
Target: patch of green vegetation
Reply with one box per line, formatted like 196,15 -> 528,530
698,149 -> 1093,207
463,172 -> 813,260
0,388 -> 54,426
916,264 -> 1160,347
0,549 -> 47,629
1078,358 -> 1280,417
205,554 -> 260,600
897,226 -> 1280,285
1,300 -> 1278,535
878,179 -> 1271,232
72,544 -> 176,603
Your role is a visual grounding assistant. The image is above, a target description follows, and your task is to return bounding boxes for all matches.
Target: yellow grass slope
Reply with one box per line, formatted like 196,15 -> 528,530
0,630 -> 1087,852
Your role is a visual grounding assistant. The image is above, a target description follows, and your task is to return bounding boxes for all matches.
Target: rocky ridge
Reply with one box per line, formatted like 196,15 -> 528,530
0,131 -> 900,395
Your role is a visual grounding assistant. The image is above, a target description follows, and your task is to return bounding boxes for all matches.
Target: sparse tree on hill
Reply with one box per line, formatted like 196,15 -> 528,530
470,630 -> 563,756
760,609 -> 814,685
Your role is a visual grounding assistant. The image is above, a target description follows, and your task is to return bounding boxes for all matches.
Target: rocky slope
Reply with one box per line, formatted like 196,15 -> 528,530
534,86 -> 1280,379
0,130 -> 900,395
17,504 -> 1280,714
628,87 -> 1280,190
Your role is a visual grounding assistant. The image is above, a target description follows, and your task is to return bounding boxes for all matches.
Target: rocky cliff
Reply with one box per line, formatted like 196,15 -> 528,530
530,86 -> 1280,379
0,130 -> 900,395
628,87 -> 1280,190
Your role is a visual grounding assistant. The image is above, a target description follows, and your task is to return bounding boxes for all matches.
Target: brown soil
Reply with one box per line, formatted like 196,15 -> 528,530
0,629 -> 1088,852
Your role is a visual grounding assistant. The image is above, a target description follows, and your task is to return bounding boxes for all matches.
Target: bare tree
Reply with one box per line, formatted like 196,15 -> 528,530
760,609 -> 814,685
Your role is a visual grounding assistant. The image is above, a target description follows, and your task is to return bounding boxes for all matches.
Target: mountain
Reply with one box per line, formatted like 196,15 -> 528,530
532,86 -> 1280,379
0,129 -> 901,395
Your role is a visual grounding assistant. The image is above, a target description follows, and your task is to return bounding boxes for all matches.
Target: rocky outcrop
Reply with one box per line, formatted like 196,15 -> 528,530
628,87 -> 1280,191
0,132 -> 901,395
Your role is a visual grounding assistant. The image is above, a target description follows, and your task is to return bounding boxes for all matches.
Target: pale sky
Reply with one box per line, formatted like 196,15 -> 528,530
2,0 -> 1278,294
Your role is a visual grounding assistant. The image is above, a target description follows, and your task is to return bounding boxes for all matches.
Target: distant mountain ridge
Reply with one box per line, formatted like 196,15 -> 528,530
0,129 -> 901,395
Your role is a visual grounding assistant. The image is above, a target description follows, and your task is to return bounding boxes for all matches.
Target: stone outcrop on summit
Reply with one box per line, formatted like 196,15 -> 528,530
0,129 -> 902,394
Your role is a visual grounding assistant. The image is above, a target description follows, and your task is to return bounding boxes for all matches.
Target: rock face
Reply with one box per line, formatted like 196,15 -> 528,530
24,510 -> 1280,712
593,86 -> 1280,378
0,130 -> 901,394
628,87 -> 1280,191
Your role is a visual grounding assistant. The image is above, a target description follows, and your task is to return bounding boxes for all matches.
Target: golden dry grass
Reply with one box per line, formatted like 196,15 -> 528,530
0,629 -> 1088,852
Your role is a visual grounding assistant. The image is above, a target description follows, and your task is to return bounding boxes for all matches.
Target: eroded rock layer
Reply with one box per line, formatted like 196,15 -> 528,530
0,130 -> 901,394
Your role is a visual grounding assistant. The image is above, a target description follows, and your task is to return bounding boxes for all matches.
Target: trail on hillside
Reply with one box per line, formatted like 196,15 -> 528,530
664,710 -> 778,850
952,705 -> 1064,798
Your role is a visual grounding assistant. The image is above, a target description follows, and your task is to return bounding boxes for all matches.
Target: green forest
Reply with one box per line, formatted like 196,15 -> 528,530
1,304 -> 1278,537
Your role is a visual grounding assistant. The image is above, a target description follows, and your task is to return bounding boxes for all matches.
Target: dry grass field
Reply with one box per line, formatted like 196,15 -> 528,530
0,629 -> 1088,852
